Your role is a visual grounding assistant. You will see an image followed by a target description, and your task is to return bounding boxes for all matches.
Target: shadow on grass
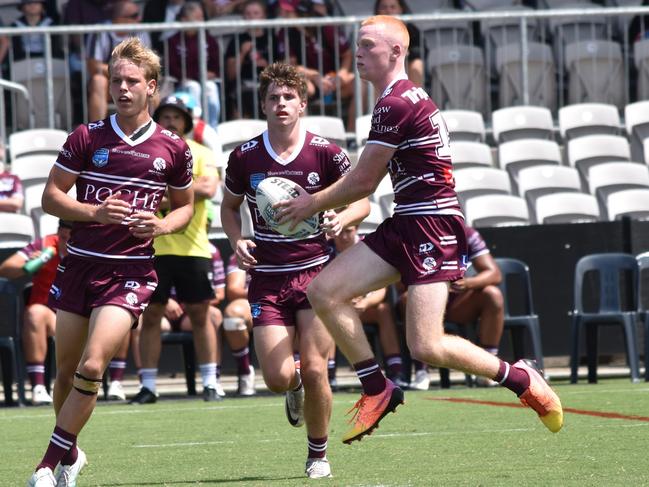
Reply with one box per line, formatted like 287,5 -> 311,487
103,475 -> 306,486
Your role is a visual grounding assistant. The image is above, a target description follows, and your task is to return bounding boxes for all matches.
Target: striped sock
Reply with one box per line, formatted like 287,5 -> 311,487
26,362 -> 46,388
385,354 -> 403,379
109,358 -> 126,382
494,360 -> 530,396
327,359 -> 337,382
232,346 -> 251,375
353,359 -> 386,396
307,435 -> 328,459
36,426 -> 76,471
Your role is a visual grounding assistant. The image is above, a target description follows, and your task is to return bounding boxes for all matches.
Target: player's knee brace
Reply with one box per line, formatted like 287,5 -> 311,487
73,371 -> 102,395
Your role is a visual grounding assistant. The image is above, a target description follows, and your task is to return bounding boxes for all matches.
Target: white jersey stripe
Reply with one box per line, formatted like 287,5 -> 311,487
253,254 -> 330,273
67,243 -> 153,260
82,170 -> 167,187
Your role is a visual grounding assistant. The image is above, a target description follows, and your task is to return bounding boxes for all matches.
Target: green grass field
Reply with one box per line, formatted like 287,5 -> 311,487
3,378 -> 649,486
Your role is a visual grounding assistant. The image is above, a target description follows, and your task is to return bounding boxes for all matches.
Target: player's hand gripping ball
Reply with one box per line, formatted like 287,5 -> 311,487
255,177 -> 319,238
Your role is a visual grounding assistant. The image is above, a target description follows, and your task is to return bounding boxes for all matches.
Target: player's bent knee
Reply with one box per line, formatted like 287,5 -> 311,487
483,285 -> 504,311
73,371 -> 102,396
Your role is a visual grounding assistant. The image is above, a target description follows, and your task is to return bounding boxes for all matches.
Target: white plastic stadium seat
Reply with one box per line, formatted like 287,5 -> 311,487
624,100 -> 649,162
518,165 -> 582,200
492,105 -> 554,143
428,45 -> 487,115
565,40 -> 625,109
587,161 -> 649,214
497,138 -> 562,191
606,188 -> 649,221
535,192 -> 600,224
416,9 -> 473,51
495,42 -> 557,112
35,211 -> 59,239
217,119 -> 267,152
10,154 -> 56,185
0,213 -> 35,249
464,194 -> 530,227
23,183 -> 46,217
450,141 -> 493,169
454,167 -> 511,205
442,110 -> 486,142
567,134 -> 630,176
8,128 -> 67,161
558,103 -> 621,142
302,115 -> 347,149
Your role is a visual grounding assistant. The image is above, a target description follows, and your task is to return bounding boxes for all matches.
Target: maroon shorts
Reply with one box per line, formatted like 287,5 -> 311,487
247,265 -> 322,327
362,214 -> 468,287
48,255 -> 158,322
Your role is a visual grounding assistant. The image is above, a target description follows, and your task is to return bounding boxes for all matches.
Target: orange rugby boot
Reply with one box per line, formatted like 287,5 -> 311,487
514,360 -> 563,433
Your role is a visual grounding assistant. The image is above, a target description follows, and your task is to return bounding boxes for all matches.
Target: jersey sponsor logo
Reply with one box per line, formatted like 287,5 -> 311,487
184,149 -> 192,160
418,242 -> 434,254
111,148 -> 150,159
371,124 -> 400,135
422,257 -> 437,272
88,120 -> 104,130
307,172 -> 320,185
161,129 -> 180,140
250,173 -> 266,190
125,292 -> 139,305
241,140 -> 259,152
83,185 -> 161,210
401,87 -> 430,104
91,148 -> 109,168
373,105 -> 391,115
124,280 -> 141,290
250,302 -> 262,318
153,157 -> 166,171
59,148 -> 73,160
310,136 -> 329,147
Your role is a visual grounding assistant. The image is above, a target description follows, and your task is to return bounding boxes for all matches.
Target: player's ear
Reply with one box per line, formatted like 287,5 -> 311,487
147,79 -> 157,97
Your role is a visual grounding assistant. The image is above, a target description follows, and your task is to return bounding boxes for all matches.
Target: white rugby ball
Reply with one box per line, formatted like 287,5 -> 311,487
255,177 -> 319,238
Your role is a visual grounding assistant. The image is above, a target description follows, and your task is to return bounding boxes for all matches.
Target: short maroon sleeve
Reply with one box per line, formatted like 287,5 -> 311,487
224,149 -> 246,196
168,139 -> 193,189
366,96 -> 411,149
55,124 -> 89,174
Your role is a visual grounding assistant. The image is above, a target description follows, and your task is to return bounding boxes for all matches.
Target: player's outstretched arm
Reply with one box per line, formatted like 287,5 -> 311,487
276,143 -> 394,228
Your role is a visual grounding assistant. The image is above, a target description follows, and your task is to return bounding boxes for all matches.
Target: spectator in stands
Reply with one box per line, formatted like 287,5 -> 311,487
130,95 -> 221,404
275,0 -> 355,127
328,225 -> 404,388
374,0 -> 425,87
86,1 -> 152,121
629,1 -> 649,42
397,224 -> 505,389
224,0 -> 273,119
11,0 -> 63,62
172,90 -> 222,161
0,161 -> 24,213
142,0 -> 187,54
205,0 -> 247,17
223,252 -> 256,395
167,1 -> 222,129
268,0 -> 328,18
0,219 -> 71,405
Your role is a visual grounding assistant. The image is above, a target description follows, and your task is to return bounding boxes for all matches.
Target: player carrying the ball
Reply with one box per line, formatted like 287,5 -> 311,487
276,15 -> 564,443
220,62 -> 370,479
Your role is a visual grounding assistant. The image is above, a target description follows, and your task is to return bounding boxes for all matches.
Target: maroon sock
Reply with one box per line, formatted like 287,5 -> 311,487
232,346 -> 251,375
26,362 -> 46,387
307,436 -> 327,459
385,354 -> 402,379
353,359 -> 386,396
60,442 -> 78,466
109,358 -> 126,382
494,360 -> 530,396
36,426 -> 77,471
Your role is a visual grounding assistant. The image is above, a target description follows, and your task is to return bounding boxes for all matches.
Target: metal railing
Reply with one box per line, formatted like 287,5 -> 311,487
0,5 -> 648,146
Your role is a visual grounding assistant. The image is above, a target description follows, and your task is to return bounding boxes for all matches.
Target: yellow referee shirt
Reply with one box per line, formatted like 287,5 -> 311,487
154,139 -> 219,258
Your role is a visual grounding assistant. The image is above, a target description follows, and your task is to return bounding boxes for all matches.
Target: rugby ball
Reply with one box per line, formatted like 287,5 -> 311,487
255,177 -> 319,238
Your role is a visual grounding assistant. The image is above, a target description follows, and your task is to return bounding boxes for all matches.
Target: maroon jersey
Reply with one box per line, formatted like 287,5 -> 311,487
54,115 -> 193,261
225,128 -> 350,274
367,74 -> 462,218
0,172 -> 23,200
466,225 -> 489,261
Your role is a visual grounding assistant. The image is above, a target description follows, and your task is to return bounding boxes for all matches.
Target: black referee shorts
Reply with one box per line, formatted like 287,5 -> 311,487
150,255 -> 214,304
